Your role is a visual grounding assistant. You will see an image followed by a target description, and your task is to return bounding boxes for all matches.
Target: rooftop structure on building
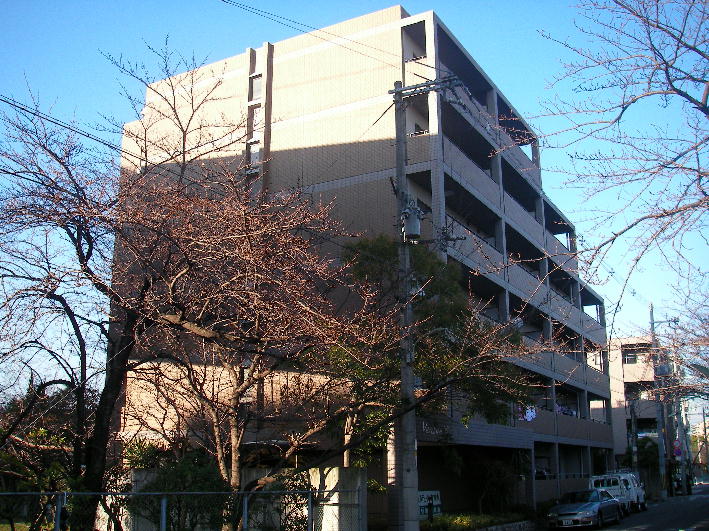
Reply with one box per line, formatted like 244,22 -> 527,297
120,5 -> 613,511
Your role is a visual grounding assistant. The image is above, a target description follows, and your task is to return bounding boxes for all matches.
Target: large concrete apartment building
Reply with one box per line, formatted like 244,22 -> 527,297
120,5 -> 613,510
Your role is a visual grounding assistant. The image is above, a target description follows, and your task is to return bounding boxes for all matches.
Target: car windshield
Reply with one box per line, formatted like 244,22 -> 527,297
560,490 -> 597,503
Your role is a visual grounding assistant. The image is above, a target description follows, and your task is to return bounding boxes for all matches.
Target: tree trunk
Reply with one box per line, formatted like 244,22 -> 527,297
343,412 -> 355,467
68,312 -> 138,531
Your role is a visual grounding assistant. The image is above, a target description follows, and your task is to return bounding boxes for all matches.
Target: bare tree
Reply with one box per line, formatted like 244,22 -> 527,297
0,42 -> 255,529
0,41 -> 404,530
663,282 -> 709,396
541,0 -> 707,277
0,40 -> 540,531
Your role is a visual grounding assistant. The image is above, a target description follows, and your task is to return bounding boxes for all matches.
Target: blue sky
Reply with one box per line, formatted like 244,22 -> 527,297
1,1 -> 701,339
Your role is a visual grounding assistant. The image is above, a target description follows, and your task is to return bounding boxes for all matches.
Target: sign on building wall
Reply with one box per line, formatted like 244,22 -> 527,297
418,490 -> 442,520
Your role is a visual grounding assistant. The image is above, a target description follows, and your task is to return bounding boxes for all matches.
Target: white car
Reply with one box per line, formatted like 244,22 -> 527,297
590,473 -> 646,513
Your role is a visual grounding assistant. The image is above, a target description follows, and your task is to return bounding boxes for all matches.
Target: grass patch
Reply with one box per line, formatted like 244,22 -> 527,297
0,524 -> 31,531
420,512 -> 528,530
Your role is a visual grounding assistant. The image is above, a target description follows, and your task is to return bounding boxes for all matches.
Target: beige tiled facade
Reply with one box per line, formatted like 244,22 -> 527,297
121,5 -> 613,508
608,337 -> 660,460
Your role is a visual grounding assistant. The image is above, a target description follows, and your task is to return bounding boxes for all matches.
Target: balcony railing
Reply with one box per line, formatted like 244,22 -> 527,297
442,136 -> 501,207
529,408 -> 555,435
587,419 -> 613,442
518,343 -> 554,371
503,145 -> 541,188
446,216 -> 504,278
627,398 -> 659,419
547,289 -> 579,323
580,312 -> 606,346
504,193 -> 544,244
586,365 -> 609,390
545,233 -> 579,274
554,352 -> 585,384
508,263 -> 546,305
440,62 -> 541,189
513,344 -> 611,392
557,413 -> 591,439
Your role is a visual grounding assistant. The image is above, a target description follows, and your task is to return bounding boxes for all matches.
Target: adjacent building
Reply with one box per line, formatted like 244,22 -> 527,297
608,336 -> 695,496
120,5 -> 613,511
609,337 -> 658,464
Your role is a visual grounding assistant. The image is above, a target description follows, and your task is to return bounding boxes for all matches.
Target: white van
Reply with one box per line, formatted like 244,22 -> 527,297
590,473 -> 646,513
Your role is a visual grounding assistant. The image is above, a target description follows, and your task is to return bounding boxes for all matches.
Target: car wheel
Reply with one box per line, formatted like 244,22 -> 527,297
596,511 -> 605,529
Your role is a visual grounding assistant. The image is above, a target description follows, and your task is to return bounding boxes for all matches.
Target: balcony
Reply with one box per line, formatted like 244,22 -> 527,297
580,312 -> 606,346
542,292 -> 605,347
627,398 -> 658,419
439,63 -> 541,189
557,413 -> 589,439
560,478 -> 590,494
529,408 -> 555,435
520,346 -> 554,372
554,352 -> 585,385
547,290 -> 579,323
587,419 -> 613,442
508,263 -> 546,305
446,216 -> 504,278
527,406 -> 612,444
443,136 -> 501,207
545,232 -> 579,274
514,346 -> 610,394
535,480 -> 558,503
504,193 -> 544,245
503,146 -> 541,189
586,366 -> 610,391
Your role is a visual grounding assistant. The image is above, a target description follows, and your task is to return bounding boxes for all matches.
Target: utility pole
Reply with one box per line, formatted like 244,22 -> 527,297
650,303 -> 668,500
702,407 -> 709,475
630,399 -> 639,472
649,304 -> 680,499
388,77 -> 459,531
676,398 -> 691,494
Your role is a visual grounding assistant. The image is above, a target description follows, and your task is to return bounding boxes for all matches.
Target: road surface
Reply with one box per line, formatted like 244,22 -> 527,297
602,482 -> 709,531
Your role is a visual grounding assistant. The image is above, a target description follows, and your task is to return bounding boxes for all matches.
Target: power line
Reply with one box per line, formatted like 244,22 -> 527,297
0,93 -> 238,187
216,0 -> 455,82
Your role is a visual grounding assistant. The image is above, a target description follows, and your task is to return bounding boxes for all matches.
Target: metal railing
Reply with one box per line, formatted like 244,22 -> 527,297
0,488 -> 361,531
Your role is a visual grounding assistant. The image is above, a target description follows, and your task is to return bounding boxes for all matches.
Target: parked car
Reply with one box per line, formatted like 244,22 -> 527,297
590,472 -> 646,513
547,489 -> 622,528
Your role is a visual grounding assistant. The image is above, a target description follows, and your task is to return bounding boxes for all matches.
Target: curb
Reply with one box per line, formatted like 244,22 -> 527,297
476,521 -> 536,531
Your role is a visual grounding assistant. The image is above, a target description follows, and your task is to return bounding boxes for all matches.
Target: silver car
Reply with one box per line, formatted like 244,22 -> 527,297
548,489 -> 622,528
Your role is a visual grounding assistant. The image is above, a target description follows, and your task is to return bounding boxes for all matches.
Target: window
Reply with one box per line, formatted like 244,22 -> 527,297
249,74 -> 262,101
621,342 -> 651,364
622,349 -> 637,364
247,105 -> 262,140
245,141 -> 261,173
